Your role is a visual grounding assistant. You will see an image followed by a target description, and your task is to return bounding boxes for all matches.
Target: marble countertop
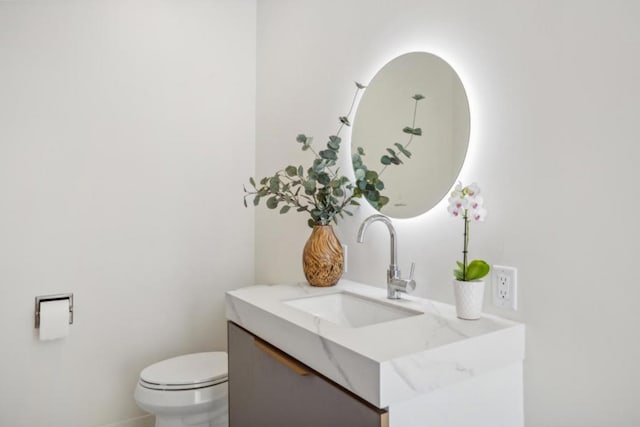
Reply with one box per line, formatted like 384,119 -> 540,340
226,279 -> 525,408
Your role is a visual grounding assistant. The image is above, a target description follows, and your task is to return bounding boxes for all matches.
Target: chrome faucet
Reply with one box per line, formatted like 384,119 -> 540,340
356,214 -> 416,299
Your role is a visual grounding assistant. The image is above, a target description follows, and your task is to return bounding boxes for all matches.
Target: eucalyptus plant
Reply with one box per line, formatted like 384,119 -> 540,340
243,82 -> 425,227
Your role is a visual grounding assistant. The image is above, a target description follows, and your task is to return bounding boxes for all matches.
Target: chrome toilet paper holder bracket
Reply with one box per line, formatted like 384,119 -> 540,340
35,293 -> 74,329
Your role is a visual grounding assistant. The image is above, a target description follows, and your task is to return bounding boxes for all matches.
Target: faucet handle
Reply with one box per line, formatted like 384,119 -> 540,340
406,262 -> 417,292
388,262 -> 417,298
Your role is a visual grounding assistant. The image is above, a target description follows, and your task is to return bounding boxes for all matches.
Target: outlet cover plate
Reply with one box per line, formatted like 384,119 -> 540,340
492,265 -> 517,310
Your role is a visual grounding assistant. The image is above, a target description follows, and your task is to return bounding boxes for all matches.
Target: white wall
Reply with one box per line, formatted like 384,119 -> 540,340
255,1 -> 640,426
0,1 -> 255,426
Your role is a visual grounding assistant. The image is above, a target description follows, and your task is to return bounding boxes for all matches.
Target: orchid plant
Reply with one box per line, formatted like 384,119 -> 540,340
447,182 -> 490,281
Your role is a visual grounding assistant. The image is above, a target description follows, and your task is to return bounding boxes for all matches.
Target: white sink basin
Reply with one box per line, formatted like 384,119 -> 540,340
284,291 -> 422,328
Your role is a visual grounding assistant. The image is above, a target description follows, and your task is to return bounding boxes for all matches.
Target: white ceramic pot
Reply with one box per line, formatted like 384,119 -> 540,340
453,279 -> 485,320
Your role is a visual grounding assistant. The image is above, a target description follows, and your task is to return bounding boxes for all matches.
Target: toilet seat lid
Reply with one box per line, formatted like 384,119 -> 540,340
140,352 -> 228,390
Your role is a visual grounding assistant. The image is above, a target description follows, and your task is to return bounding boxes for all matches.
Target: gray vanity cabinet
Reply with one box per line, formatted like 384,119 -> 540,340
227,321 -> 388,427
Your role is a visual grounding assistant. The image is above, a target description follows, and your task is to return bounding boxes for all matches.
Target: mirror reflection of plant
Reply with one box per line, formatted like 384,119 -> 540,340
351,94 -> 425,210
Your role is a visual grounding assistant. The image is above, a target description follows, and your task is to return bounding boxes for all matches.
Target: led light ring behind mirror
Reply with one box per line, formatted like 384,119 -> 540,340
351,52 -> 470,219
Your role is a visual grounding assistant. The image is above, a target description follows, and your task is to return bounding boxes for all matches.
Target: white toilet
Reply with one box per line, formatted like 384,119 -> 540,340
134,352 -> 229,427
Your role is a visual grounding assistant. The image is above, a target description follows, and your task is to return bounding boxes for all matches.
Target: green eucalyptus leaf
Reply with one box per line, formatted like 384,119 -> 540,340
304,179 -> 316,194
243,198 -> 248,208
378,195 -> 389,207
296,134 -> 307,143
266,196 -> 278,209
333,187 -> 344,197
352,155 -> 363,169
318,172 -> 330,185
319,150 -> 337,161
249,177 -> 256,187
355,168 -> 365,180
339,116 -> 351,126
355,81 -> 367,89
381,155 -> 391,165
386,148 -> 397,157
357,146 -> 365,155
307,218 -> 316,228
375,180 -> 384,190
394,143 -> 412,158
390,156 -> 402,165
285,166 -> 297,177
366,190 -> 380,202
412,94 -> 425,100
328,135 -> 341,150
365,170 -> 378,181
253,195 -> 260,206
269,177 -> 280,192
279,205 -> 291,214
402,126 -> 422,136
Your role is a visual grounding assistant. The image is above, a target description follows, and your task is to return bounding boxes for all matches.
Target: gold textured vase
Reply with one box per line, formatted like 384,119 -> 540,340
302,225 -> 344,287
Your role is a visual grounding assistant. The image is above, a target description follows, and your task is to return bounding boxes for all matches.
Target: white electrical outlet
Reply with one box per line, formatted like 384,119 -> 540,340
492,265 -> 518,310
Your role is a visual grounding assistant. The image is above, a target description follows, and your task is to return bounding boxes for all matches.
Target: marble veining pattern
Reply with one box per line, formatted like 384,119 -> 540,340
314,316 -> 358,393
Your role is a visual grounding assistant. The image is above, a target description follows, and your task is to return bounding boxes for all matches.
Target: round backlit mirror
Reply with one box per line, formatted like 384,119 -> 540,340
351,52 -> 470,218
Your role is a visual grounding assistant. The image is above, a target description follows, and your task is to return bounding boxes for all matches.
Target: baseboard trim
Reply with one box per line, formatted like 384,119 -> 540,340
98,414 -> 154,427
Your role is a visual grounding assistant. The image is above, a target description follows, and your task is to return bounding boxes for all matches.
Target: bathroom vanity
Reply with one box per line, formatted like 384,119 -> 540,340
226,280 -> 525,427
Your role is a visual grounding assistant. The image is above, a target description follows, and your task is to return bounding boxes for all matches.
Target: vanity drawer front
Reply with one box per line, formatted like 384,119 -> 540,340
228,321 -> 388,427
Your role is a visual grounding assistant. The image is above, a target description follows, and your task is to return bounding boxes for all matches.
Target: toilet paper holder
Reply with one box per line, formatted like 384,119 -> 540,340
35,293 -> 74,329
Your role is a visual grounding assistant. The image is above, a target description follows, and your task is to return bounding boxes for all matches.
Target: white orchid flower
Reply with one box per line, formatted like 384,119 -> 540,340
470,207 -> 487,222
468,195 -> 483,210
466,182 -> 480,197
447,195 -> 467,217
448,204 -> 462,217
